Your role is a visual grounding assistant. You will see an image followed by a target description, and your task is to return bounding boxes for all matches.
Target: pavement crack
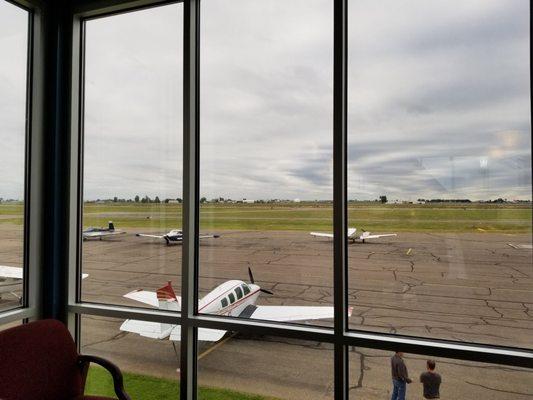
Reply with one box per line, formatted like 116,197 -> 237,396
465,381 -> 533,396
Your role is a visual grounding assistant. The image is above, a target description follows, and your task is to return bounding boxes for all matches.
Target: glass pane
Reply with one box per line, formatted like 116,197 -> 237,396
81,5 -> 183,309
199,0 -> 334,326
349,347 -> 533,400
0,2 -> 28,313
80,315 -> 180,398
198,333 -> 333,399
0,320 -> 21,332
347,0 -> 532,347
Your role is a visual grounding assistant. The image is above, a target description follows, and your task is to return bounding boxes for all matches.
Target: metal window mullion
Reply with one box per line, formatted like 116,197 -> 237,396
180,0 -> 200,399
25,3 -> 44,319
333,0 -> 348,398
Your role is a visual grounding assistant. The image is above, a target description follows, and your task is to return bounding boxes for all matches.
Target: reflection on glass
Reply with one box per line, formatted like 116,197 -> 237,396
80,315 -> 180,398
0,2 -> 28,313
198,334 -> 333,399
199,0 -> 334,326
349,347 -> 533,400
0,320 -> 21,332
81,5 -> 184,308
347,0 -> 532,347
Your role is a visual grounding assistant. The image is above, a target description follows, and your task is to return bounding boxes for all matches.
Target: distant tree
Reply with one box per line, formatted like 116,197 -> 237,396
176,198 -> 182,203
379,195 -> 388,204
134,195 -> 140,203
200,197 -> 207,204
154,196 -> 161,204
113,196 -> 118,203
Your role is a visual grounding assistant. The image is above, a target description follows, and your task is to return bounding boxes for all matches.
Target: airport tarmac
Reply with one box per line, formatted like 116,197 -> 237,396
2,227 -> 533,398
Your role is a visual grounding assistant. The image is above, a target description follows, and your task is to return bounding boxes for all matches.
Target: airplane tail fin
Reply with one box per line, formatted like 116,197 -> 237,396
347,228 -> 357,237
157,281 -> 180,311
108,221 -> 115,231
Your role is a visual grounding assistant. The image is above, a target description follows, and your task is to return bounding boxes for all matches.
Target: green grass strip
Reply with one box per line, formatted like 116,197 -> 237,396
85,366 -> 280,400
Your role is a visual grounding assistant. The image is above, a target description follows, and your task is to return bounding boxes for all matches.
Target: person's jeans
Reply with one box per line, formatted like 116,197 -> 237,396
391,379 -> 406,400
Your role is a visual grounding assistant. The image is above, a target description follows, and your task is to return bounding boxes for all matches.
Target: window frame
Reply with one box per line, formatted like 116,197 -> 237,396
62,1 -> 533,400
0,0 -> 44,326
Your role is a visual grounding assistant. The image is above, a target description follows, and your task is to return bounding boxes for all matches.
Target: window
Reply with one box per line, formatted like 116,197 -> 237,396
80,316 -> 180,398
80,4 -> 183,309
67,0 -> 531,398
348,347 -> 533,399
0,1 -> 29,314
198,334 -> 333,399
198,0 -> 334,326
347,0 -> 532,348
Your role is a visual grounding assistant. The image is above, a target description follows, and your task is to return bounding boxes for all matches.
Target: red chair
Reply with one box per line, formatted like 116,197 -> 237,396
0,319 -> 131,400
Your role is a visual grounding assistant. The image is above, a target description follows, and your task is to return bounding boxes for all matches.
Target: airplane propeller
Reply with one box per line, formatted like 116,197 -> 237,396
248,267 -> 274,295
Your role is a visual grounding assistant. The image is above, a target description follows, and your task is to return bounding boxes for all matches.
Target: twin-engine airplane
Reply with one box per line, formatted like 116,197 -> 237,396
310,227 -> 397,243
0,265 -> 88,300
120,268 -> 349,341
136,229 -> 219,245
83,221 -> 125,241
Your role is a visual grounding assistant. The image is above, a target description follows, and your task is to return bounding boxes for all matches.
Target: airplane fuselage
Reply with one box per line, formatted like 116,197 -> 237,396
199,280 -> 261,317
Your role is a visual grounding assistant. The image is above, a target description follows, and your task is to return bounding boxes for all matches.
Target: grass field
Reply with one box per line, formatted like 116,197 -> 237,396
85,366 -> 279,400
1,202 -> 531,233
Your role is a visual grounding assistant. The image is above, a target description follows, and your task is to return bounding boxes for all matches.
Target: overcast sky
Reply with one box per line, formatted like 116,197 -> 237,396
0,0 -> 530,201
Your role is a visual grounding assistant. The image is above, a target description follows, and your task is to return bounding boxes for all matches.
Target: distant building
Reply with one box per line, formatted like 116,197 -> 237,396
242,198 -> 255,204
293,198 -> 301,203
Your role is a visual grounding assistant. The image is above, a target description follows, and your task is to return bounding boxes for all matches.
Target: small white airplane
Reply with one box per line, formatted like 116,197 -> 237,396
0,265 -> 88,300
120,268 -> 349,341
83,221 -> 125,241
136,229 -> 219,245
310,227 -> 397,243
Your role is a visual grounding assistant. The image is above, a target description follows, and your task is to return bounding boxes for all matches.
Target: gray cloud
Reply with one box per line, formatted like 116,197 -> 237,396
0,0 -> 530,201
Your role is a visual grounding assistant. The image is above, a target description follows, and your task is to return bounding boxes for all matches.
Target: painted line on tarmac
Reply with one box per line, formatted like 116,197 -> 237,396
198,332 -> 238,361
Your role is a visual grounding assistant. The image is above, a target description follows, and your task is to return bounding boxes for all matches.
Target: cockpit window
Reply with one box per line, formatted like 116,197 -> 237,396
242,284 -> 250,295
228,293 -> 236,304
221,298 -> 228,308
235,286 -> 243,299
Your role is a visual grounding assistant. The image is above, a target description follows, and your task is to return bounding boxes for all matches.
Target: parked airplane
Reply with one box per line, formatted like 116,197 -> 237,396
310,227 -> 397,243
136,229 -> 219,245
120,268 -> 349,341
0,265 -> 88,300
83,221 -> 125,241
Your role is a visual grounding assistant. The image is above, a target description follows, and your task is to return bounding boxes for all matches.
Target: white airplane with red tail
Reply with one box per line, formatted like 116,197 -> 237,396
120,268 -> 349,342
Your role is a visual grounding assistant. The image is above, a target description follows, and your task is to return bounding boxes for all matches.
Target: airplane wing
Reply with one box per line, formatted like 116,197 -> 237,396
123,289 -> 160,307
0,265 -> 23,279
136,233 -> 166,239
362,233 -> 397,240
169,325 -> 227,342
123,289 -> 182,309
0,266 -> 87,280
83,231 -> 125,238
310,232 -> 334,238
120,319 -> 174,339
199,234 -> 220,239
244,305 -> 337,322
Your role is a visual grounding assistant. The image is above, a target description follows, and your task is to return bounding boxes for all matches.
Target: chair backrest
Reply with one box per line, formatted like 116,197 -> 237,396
0,319 -> 83,400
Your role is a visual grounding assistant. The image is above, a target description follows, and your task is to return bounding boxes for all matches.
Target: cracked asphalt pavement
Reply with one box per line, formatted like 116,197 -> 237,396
3,227 -> 532,398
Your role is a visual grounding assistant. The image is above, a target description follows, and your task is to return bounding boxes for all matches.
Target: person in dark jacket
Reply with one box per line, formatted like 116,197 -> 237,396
420,359 -> 442,399
390,351 -> 412,400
